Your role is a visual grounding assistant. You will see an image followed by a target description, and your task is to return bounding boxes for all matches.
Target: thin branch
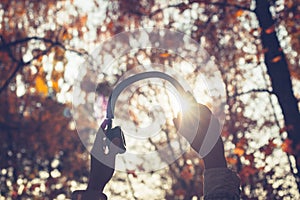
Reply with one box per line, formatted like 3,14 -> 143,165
230,88 -> 273,98
0,35 -> 89,94
0,35 -> 88,56
149,1 -> 253,17
0,44 -> 55,94
0,35 -> 18,62
197,1 -> 253,11
149,3 -> 186,17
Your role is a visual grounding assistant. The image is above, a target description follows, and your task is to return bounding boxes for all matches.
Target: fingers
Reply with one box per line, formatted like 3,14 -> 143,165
173,103 -> 223,156
109,138 -> 122,155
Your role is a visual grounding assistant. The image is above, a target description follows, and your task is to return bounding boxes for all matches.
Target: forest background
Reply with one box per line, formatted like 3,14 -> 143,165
0,0 -> 300,199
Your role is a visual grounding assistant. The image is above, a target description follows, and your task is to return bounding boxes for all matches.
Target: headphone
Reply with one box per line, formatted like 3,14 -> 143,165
91,70 -> 220,165
107,71 -> 190,120
97,71 -> 197,154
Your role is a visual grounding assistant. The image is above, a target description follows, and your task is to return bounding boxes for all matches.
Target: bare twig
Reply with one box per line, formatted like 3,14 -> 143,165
0,35 -> 88,56
0,35 -> 89,94
230,88 -> 273,98
0,44 -> 54,94
149,1 -> 253,18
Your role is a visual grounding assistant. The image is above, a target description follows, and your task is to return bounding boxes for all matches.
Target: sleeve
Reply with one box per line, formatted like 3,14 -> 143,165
72,189 -> 108,200
203,168 -> 240,200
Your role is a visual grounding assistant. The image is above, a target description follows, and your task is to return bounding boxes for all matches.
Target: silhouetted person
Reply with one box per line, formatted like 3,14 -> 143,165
72,104 -> 240,200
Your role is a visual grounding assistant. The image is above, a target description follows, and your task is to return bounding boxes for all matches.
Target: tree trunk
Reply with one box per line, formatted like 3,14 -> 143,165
255,0 -> 300,191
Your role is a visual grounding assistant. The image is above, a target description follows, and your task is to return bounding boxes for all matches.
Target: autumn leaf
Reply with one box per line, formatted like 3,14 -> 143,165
107,21 -> 114,30
234,147 -> 245,156
226,157 -> 238,165
281,139 -> 293,154
35,76 -> 48,96
80,15 -> 88,26
271,55 -> 282,63
51,70 -> 63,93
159,53 -> 170,58
240,165 -> 257,178
51,81 -> 59,92
62,31 -> 72,40
235,10 -> 244,18
265,25 -> 275,34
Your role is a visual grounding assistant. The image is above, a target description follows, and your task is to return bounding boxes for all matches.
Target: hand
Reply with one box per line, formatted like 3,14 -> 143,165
72,127 -> 122,200
174,103 -> 227,169
88,131 -> 121,192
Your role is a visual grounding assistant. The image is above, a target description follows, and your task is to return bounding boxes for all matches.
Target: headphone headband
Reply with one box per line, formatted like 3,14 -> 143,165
106,71 -> 188,119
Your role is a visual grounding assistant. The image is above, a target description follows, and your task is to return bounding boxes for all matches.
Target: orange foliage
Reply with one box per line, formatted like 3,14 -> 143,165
234,147 -> 245,156
1,0 -> 300,199
235,10 -> 244,18
159,53 -> 171,58
35,75 -> 48,96
265,25 -> 275,34
226,157 -> 238,165
239,165 -> 258,184
281,139 -> 293,154
79,15 -> 88,26
241,166 -> 257,176
271,55 -> 282,63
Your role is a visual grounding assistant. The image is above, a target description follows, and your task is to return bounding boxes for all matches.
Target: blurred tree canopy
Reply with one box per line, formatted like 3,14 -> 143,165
0,0 -> 300,199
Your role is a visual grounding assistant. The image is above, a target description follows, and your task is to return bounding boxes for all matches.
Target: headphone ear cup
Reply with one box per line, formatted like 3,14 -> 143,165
105,126 -> 126,154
